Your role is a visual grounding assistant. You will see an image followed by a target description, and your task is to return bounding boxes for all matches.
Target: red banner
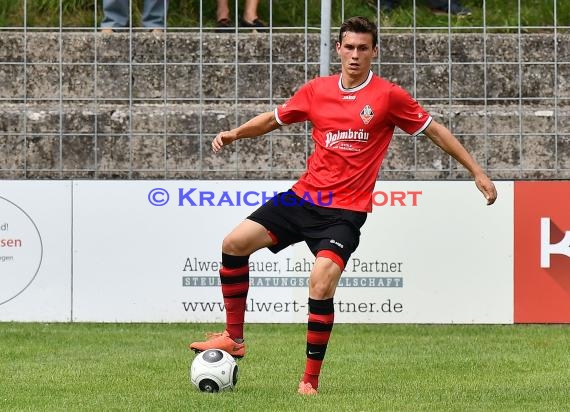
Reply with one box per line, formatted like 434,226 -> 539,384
514,181 -> 570,323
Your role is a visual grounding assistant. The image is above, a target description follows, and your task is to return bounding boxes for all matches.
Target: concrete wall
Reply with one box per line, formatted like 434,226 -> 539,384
1,32 -> 569,179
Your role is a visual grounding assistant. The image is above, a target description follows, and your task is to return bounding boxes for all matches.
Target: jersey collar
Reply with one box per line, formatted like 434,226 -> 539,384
338,70 -> 373,93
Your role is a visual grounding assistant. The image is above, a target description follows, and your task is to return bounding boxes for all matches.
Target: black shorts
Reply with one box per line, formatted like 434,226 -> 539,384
247,191 -> 367,267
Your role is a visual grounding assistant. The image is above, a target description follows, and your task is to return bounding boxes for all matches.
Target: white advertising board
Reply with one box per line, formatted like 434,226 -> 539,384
0,181 -> 72,321
354,181 -> 513,323
72,180 -> 514,323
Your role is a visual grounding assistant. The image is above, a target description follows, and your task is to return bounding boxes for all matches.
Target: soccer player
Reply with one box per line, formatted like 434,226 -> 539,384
189,16 -> 497,395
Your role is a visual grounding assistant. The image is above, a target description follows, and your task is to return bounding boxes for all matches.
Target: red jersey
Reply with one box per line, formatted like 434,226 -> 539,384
274,71 -> 432,212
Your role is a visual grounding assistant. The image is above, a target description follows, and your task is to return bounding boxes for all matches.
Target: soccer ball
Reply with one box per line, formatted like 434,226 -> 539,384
190,349 -> 238,393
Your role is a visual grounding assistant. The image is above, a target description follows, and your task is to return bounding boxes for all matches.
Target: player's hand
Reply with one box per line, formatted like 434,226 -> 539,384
212,131 -> 238,153
475,174 -> 497,205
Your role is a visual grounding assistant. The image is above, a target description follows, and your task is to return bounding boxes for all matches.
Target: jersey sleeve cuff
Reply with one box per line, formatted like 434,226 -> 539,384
412,116 -> 433,136
274,107 -> 287,126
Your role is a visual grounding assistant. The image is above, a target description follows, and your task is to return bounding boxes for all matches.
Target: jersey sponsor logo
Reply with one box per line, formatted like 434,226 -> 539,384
325,129 -> 369,148
360,104 -> 374,124
342,95 -> 356,100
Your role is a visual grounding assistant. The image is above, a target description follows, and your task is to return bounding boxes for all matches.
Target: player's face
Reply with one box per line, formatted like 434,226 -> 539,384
336,31 -> 378,83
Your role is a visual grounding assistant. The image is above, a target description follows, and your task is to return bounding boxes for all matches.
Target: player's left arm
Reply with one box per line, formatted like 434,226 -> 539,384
423,120 -> 497,205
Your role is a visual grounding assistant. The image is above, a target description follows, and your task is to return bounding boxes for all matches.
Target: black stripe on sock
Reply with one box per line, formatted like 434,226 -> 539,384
224,291 -> 248,299
220,274 -> 250,285
222,253 -> 250,269
308,297 -> 334,315
308,321 -> 333,332
306,343 -> 327,360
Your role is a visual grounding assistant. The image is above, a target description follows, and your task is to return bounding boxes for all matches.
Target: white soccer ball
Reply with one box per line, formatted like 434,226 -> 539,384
190,349 -> 238,393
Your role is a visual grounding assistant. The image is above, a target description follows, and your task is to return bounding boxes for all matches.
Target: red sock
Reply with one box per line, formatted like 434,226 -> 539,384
302,297 -> 334,389
220,253 -> 249,341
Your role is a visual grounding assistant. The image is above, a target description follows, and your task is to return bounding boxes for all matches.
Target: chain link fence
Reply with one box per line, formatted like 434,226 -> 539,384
0,1 -> 568,179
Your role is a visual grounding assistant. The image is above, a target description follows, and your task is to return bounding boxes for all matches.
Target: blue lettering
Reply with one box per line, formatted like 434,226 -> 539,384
243,191 -> 259,206
317,191 -> 333,206
261,191 -> 278,205
200,191 -> 215,206
280,193 -> 298,207
300,192 -> 314,204
178,188 -> 197,206
217,191 -> 235,206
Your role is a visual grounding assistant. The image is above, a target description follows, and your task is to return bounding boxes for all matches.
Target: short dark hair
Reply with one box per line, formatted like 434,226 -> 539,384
338,16 -> 378,48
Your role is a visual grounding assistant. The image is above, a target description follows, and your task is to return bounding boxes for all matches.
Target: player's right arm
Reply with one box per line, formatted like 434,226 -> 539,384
212,111 -> 280,153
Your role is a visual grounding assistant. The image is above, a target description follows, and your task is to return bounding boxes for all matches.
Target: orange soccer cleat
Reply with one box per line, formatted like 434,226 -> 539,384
297,381 -> 318,395
189,331 -> 246,358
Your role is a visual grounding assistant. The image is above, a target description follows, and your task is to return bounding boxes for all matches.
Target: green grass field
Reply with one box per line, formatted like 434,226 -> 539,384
1,323 -> 569,411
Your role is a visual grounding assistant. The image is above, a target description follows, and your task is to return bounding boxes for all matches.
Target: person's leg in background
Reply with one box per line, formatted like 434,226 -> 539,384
215,0 -> 233,31
242,0 -> 259,24
142,0 -> 168,31
241,0 -> 266,28
101,0 -> 129,32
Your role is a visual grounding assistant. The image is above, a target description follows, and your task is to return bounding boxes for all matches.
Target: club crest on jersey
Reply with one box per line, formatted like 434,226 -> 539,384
360,104 -> 374,125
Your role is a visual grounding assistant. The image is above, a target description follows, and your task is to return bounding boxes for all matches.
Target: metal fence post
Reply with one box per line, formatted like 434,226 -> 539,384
320,0 -> 331,77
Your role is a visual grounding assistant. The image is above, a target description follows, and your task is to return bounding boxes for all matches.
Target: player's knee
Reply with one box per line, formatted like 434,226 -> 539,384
309,277 -> 336,299
221,234 -> 247,255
